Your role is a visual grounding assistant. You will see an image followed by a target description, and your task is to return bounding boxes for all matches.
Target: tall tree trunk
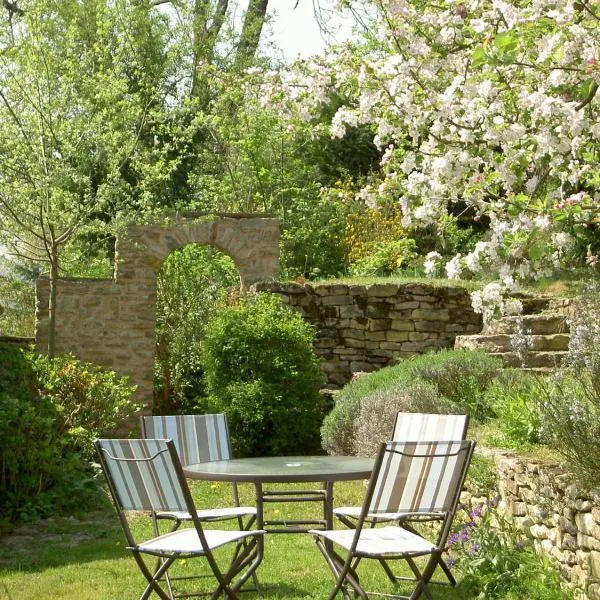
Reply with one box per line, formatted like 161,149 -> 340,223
190,0 -> 229,103
47,244 -> 58,358
234,0 -> 268,72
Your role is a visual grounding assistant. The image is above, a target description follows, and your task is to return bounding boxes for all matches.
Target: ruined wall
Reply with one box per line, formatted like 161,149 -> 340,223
254,281 -> 482,387
496,455 -> 600,600
36,216 -> 280,408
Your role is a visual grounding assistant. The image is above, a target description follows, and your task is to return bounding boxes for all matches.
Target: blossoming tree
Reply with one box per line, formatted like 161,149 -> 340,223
268,0 -> 600,320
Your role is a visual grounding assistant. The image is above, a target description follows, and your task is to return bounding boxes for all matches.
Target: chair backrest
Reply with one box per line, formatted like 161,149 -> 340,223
392,412 -> 468,443
96,438 -> 192,513
367,440 -> 475,517
140,414 -> 232,467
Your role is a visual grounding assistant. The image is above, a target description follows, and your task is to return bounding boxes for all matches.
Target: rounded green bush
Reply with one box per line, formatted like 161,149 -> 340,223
353,382 -> 457,457
322,349 -> 504,456
202,293 -> 326,457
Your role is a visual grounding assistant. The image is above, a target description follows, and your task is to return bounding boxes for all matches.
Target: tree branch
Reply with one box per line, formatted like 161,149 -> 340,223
576,81 -> 599,111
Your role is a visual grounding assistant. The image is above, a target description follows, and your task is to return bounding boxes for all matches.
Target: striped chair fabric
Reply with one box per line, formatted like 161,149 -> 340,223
95,438 -> 264,600
392,412 -> 469,444
335,413 -> 469,520
141,414 -> 231,467
368,440 -> 471,516
310,439 -> 475,600
97,438 -> 188,512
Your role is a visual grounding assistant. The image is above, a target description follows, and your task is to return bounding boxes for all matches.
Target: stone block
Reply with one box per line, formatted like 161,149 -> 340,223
576,513 -> 600,538
368,319 -> 392,332
530,524 -> 550,539
340,305 -> 364,319
414,320 -> 447,332
321,295 -> 353,306
343,337 -> 366,349
341,329 -> 366,341
386,331 -> 410,342
411,309 -> 450,321
314,284 -> 349,296
589,584 -> 600,600
589,551 -> 600,579
366,304 -> 391,319
389,319 -> 414,331
578,534 -> 600,551
366,284 -> 399,297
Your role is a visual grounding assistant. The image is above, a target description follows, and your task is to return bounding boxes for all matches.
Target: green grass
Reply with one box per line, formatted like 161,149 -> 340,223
0,480 -> 466,600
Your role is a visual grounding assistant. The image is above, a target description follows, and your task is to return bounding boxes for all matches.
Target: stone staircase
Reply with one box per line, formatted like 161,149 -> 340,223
454,296 -> 573,372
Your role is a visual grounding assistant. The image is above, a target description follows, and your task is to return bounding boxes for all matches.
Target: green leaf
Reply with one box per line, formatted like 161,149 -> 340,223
471,47 -> 487,67
494,32 -> 518,53
529,244 -> 544,261
580,77 -> 596,100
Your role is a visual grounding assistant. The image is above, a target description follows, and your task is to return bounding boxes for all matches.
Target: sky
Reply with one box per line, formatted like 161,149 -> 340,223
264,1 -> 356,62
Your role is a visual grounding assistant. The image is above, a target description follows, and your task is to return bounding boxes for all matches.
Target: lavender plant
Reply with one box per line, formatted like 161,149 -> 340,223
538,283 -> 600,489
449,501 -> 569,600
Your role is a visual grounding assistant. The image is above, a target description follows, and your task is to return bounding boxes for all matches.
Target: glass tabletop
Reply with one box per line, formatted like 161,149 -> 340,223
183,455 -> 374,483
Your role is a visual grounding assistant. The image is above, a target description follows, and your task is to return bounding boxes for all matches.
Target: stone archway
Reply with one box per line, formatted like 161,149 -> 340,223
35,215 -> 279,408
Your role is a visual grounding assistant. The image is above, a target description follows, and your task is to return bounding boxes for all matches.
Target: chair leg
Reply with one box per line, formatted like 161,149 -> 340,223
132,551 -> 176,600
313,537 -> 367,600
407,553 -> 443,600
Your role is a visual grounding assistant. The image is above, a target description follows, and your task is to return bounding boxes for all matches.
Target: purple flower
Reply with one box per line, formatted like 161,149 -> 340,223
487,497 -> 499,508
446,556 -> 457,569
469,543 -> 481,555
470,505 -> 483,519
459,529 -> 470,542
516,539 -> 525,550
448,533 -> 459,545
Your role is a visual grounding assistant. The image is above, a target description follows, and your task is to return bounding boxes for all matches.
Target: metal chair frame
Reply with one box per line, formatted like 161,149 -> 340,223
140,414 -> 256,529
334,412 -> 469,587
96,438 -> 264,600
313,440 -> 475,600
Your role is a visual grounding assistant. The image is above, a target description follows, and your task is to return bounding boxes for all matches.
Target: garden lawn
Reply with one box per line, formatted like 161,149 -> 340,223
0,480 -> 465,600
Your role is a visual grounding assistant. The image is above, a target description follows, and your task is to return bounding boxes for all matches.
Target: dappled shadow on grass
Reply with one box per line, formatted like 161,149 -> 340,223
0,507 -> 126,572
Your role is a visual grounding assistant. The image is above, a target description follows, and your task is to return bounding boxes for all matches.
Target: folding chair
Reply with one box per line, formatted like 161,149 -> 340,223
334,413 -> 468,586
311,439 -> 475,600
96,438 -> 264,600
140,415 -> 257,530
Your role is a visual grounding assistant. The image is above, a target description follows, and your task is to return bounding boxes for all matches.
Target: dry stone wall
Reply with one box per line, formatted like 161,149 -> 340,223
496,455 -> 600,599
254,281 -> 482,387
36,216 -> 280,409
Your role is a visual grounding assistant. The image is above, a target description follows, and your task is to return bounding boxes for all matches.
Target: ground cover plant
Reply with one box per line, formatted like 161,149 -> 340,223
448,501 -> 569,600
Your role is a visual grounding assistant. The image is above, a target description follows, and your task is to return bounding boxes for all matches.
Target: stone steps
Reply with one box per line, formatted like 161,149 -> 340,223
454,333 -> 570,353
454,295 -> 572,371
483,314 -> 569,336
489,350 -> 568,369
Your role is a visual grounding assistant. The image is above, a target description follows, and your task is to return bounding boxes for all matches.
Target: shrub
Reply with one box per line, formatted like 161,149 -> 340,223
450,502 -> 569,600
407,349 -> 503,421
202,293 -> 326,457
352,382 -> 457,457
348,239 -> 418,277
322,349 -> 503,455
484,369 -> 542,449
32,353 -> 139,461
538,284 -> 600,489
0,344 -> 137,522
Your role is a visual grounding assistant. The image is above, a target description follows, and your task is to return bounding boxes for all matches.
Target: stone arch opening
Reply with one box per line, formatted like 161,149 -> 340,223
154,243 -> 239,415
36,215 -> 279,410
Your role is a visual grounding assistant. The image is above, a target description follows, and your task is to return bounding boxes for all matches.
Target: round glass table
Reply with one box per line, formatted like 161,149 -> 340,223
184,455 -> 374,534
